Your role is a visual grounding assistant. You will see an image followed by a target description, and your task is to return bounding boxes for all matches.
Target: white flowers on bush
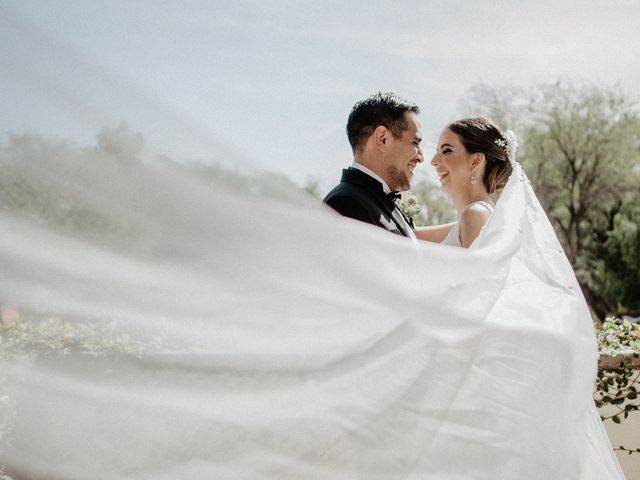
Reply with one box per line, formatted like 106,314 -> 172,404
596,316 -> 640,354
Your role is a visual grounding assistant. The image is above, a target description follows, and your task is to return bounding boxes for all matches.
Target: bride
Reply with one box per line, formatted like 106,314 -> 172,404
419,116 -> 626,477
416,117 -> 512,248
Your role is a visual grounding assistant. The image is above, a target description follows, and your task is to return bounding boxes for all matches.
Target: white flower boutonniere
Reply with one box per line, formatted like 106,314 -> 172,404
395,194 -> 422,221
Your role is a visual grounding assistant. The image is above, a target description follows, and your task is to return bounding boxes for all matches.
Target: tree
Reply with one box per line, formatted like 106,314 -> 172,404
301,176 -> 323,200
96,122 -> 144,163
408,173 -> 455,227
462,81 -> 640,318
0,125 -> 150,237
597,199 -> 640,313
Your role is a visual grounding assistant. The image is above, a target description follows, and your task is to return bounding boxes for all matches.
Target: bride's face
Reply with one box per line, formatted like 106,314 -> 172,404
431,128 -> 475,194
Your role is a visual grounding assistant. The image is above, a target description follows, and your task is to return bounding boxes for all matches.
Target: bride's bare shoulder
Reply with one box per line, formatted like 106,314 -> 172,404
459,205 -> 492,247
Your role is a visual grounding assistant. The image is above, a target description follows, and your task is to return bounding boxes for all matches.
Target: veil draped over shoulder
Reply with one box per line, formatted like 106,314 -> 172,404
0,7 -> 625,480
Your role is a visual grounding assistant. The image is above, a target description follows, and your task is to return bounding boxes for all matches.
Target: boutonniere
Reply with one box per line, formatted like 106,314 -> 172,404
395,194 -> 422,221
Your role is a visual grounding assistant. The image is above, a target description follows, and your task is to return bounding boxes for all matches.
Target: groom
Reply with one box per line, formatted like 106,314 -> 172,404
323,92 -> 423,239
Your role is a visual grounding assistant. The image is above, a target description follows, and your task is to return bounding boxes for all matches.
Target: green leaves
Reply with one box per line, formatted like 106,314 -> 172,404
615,446 -> 640,456
594,319 -> 640,453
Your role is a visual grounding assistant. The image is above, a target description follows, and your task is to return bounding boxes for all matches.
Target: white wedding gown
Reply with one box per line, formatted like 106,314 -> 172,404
0,6 -> 625,478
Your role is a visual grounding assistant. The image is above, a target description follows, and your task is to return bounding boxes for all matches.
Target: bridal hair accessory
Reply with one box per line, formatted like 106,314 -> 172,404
494,129 -> 519,168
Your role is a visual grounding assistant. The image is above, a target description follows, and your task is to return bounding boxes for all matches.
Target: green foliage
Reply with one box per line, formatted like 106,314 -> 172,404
594,317 -> 640,454
302,176 -> 323,200
595,359 -> 640,453
463,80 -> 640,316
406,173 -> 455,226
0,131 -> 138,238
596,201 -> 640,312
0,127 -> 320,245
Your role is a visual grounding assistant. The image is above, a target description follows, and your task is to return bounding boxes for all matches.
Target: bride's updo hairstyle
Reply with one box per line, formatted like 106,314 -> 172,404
448,117 -> 513,194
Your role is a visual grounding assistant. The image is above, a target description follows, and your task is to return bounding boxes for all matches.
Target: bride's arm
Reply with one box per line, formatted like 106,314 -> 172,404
415,223 -> 456,243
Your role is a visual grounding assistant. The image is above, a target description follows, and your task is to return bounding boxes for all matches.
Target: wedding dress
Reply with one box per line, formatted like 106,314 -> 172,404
441,200 -> 494,247
0,8 -> 625,479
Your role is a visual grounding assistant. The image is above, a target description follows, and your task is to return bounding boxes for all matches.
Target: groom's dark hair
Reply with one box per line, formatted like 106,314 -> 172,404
347,92 -> 420,153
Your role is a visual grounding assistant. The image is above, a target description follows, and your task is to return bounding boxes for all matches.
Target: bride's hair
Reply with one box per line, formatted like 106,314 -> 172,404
448,117 -> 513,194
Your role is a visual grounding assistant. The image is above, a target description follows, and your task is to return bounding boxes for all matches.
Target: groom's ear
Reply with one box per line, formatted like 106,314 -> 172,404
372,125 -> 388,151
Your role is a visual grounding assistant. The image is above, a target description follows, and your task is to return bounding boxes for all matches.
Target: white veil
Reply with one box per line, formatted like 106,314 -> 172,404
0,151 -> 625,479
0,6 -> 625,480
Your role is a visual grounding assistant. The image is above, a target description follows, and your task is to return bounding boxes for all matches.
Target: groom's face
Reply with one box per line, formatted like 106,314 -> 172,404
383,112 -> 423,191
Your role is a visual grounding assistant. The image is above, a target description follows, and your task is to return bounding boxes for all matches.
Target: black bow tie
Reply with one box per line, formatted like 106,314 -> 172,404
387,191 -> 401,202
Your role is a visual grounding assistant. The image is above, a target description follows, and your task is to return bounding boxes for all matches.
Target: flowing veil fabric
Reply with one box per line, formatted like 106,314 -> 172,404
0,156 -> 625,479
0,7 -> 625,480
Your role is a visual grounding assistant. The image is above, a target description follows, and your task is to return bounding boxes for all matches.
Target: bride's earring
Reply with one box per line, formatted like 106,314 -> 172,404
470,174 -> 477,185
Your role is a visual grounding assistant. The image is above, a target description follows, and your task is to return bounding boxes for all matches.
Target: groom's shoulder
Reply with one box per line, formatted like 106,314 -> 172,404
323,181 -> 362,206
323,179 -> 360,200
323,178 -> 378,224
323,190 -> 372,224
323,169 -> 374,206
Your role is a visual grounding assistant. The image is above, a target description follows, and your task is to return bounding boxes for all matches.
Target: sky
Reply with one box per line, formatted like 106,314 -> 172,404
2,0 -> 640,192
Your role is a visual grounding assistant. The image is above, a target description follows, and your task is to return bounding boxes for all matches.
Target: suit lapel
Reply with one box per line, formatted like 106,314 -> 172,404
340,168 -> 416,239
390,208 -> 417,240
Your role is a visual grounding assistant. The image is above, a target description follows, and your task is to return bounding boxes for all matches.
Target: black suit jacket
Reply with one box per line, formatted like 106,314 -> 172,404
323,168 -> 415,238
